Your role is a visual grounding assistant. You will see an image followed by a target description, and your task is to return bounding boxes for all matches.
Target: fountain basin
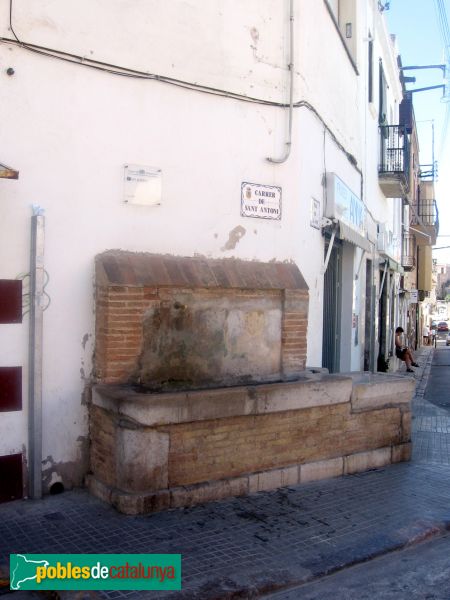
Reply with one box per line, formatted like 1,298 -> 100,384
87,372 -> 414,514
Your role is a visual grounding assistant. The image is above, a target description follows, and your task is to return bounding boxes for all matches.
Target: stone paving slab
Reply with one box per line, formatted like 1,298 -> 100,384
1,345 -> 449,599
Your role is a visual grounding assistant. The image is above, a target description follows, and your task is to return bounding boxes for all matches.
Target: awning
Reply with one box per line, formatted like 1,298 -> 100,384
337,221 -> 372,252
378,257 -> 404,274
389,258 -> 404,274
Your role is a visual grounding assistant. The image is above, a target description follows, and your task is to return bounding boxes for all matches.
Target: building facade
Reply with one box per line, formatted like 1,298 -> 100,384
0,0 -> 433,498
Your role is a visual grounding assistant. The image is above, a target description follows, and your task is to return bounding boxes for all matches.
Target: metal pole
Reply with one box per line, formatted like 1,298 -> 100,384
377,260 -> 388,302
28,212 -> 45,499
432,120 -> 435,181
322,226 -> 337,274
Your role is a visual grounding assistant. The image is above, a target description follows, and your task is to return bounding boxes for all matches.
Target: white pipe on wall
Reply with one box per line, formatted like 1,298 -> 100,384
268,0 -> 294,164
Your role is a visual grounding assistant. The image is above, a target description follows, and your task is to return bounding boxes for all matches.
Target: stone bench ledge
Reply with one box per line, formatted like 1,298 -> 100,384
92,374 -> 353,427
347,372 -> 416,412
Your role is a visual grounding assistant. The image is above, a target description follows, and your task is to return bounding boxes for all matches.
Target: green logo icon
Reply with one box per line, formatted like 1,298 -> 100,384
10,554 -> 181,591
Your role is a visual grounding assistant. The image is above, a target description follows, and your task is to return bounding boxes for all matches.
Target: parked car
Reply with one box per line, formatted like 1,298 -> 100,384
438,321 -> 449,332
447,332 -> 450,346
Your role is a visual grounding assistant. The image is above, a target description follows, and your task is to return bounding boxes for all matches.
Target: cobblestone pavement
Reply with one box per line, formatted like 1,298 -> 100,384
1,347 -> 450,599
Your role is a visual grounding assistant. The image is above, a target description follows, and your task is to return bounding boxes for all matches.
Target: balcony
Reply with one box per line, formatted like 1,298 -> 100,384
401,233 -> 415,271
410,193 -> 439,246
378,125 -> 410,197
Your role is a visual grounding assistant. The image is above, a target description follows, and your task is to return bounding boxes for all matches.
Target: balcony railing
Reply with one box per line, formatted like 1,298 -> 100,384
378,125 -> 410,197
410,198 -> 439,246
412,198 -> 439,228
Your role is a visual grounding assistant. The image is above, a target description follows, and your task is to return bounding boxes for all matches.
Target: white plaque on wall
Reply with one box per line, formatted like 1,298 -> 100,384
124,164 -> 162,206
241,182 -> 281,220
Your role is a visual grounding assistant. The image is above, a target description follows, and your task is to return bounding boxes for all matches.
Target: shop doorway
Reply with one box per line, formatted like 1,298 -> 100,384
322,240 -> 342,373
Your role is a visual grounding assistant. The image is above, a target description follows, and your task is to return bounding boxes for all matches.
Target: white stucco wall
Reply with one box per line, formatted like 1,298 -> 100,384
0,0 -> 404,489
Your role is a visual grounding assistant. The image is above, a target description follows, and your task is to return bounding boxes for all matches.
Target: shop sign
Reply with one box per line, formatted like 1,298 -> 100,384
241,182 -> 282,220
326,173 -> 366,236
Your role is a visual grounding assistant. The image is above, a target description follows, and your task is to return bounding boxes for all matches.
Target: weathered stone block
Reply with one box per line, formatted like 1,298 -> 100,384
401,410 -> 412,443
350,374 -> 415,411
170,476 -> 249,508
92,375 -> 353,428
344,447 -> 392,474
112,489 -> 171,516
248,465 -> 299,493
392,442 -> 412,463
117,427 -> 169,493
254,376 -> 352,413
300,457 -> 344,483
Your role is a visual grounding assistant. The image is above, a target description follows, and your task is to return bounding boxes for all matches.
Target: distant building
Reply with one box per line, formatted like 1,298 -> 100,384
435,263 -> 450,299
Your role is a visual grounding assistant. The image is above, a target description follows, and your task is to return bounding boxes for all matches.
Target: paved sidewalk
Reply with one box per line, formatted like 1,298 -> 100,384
1,346 -> 450,599
412,344 -> 450,465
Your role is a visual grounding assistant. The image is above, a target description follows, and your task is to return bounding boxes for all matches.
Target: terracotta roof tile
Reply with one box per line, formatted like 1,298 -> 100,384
95,251 -> 308,291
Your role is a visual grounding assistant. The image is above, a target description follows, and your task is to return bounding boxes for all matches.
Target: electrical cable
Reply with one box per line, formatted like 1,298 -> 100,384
2,0 -> 385,232
3,0 -> 286,109
2,1 -> 363,174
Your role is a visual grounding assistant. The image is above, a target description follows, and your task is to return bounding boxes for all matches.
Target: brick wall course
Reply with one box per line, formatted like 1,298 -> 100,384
161,404 -> 399,487
95,254 -> 310,387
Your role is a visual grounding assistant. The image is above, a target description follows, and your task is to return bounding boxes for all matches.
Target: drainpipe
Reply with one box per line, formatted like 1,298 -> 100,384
28,208 -> 45,499
268,0 -> 294,164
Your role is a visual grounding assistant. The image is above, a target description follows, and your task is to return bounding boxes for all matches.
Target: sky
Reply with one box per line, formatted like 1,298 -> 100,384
386,0 -> 450,264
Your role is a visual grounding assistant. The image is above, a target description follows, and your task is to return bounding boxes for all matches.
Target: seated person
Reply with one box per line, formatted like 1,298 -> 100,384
395,327 -> 419,373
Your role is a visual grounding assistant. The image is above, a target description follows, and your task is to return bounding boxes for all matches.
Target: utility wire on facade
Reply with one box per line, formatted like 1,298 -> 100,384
3,0 -> 382,223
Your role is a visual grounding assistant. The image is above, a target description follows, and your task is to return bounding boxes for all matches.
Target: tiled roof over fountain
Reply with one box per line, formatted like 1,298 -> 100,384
96,251 -> 308,291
